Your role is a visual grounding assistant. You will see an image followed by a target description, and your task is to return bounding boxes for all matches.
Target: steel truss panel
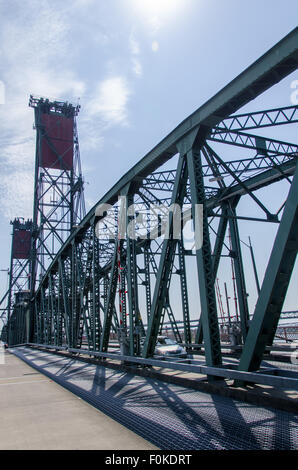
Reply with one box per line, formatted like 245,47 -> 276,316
238,161 -> 298,372
216,105 -> 298,132
142,152 -> 189,358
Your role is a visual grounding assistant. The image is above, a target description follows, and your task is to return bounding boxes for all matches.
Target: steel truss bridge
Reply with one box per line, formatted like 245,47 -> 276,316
1,28 -> 298,386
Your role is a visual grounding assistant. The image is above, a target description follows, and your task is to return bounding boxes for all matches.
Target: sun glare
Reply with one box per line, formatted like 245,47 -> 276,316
134,0 -> 183,18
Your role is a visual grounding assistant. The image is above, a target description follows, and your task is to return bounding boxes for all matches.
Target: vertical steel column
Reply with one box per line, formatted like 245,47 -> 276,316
39,288 -> 45,344
143,241 -> 152,324
45,287 -> 50,344
40,287 -> 46,344
34,299 -> 39,344
126,192 -> 142,356
100,240 -> 119,352
228,198 -> 249,341
6,227 -> 15,346
103,275 -> 108,310
57,275 -> 62,346
58,257 -> 70,346
75,245 -> 84,347
120,251 -> 127,329
177,240 -> 191,346
186,129 -> 222,368
70,240 -> 76,348
49,274 -> 56,345
195,204 -> 228,345
91,223 -> 101,351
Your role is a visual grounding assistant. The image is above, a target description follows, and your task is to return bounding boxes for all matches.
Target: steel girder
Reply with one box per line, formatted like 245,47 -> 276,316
216,105 -> 298,132
208,129 -> 298,155
5,28 -> 297,379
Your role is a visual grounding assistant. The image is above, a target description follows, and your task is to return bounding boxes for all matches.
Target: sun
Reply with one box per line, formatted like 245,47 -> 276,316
134,0 -> 183,18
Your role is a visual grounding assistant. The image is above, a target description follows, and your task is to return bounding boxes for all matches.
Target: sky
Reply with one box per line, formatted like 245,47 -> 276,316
0,0 -> 297,322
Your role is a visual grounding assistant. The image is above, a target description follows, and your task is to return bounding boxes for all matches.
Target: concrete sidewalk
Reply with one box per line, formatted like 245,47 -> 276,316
0,351 -> 158,450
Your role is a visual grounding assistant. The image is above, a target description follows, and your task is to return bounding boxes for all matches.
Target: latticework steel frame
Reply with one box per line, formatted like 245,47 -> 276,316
29,96 -> 85,288
0,218 -> 32,345
3,29 -> 298,383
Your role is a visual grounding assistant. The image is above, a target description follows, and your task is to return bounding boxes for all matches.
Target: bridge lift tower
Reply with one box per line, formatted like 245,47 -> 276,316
0,218 -> 32,345
28,96 -> 85,290
1,97 -> 86,345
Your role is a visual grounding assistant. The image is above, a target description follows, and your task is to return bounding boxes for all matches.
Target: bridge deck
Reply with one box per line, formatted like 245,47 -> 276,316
7,346 -> 298,450
0,350 -> 157,450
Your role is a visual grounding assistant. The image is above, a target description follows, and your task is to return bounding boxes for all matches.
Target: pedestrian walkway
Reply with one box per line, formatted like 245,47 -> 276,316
9,346 -> 298,450
0,351 -> 158,450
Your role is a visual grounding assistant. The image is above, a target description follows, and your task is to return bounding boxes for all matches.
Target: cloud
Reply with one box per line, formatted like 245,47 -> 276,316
78,76 -> 132,152
0,0 -> 86,220
132,58 -> 143,77
0,2 -> 69,72
25,70 -> 85,102
129,32 -> 141,56
0,81 -> 5,105
0,170 -> 34,220
129,30 -> 143,77
74,0 -> 95,7
148,16 -> 162,35
0,1 -> 137,220
86,77 -> 131,125
152,41 -> 159,52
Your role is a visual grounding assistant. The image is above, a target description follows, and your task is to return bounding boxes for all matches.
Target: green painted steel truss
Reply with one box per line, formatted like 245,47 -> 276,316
2,28 -> 298,380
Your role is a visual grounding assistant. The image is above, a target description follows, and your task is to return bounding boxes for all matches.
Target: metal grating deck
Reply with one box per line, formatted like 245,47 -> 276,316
10,347 -> 298,450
